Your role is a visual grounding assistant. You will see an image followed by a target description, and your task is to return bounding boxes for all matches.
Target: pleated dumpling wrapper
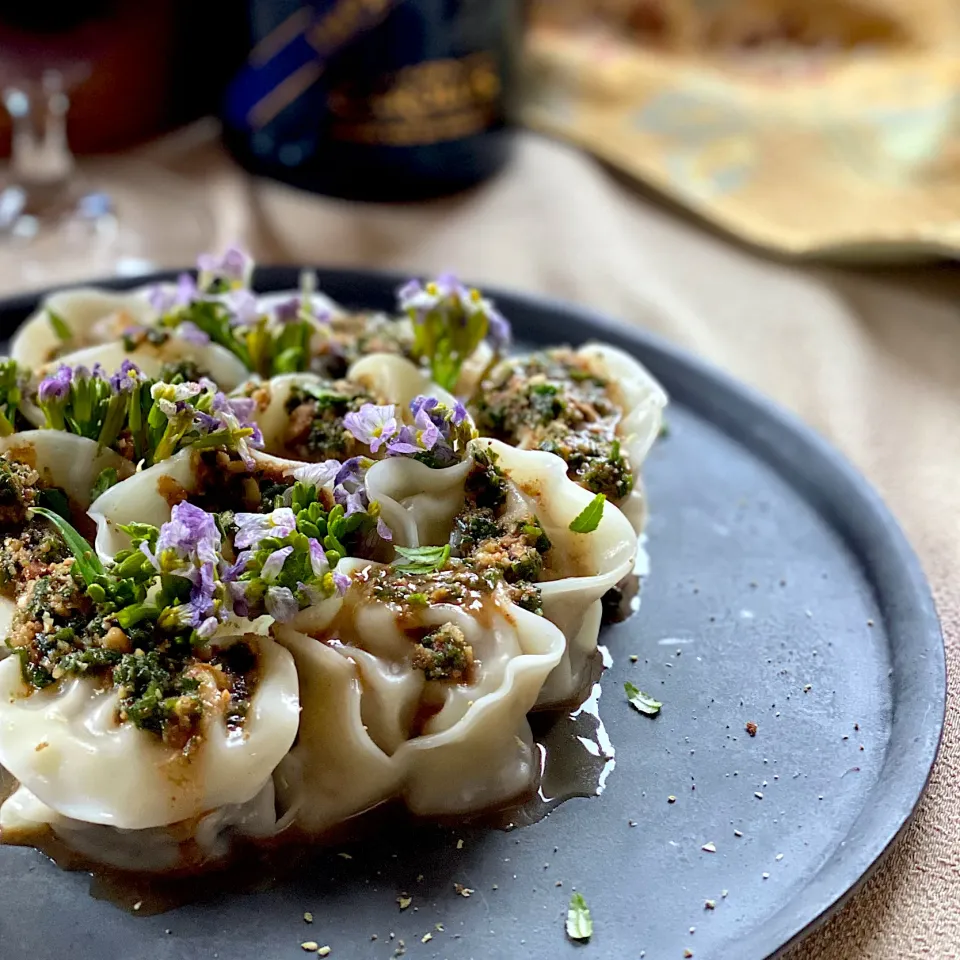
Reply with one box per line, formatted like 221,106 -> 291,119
0,625 -> 299,830
0,495 -> 301,832
272,556 -> 566,835
10,287 -> 155,370
0,778 -> 280,872
364,438 -> 638,707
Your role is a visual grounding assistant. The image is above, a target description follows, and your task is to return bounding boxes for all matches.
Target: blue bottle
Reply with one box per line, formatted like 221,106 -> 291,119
222,0 -> 520,200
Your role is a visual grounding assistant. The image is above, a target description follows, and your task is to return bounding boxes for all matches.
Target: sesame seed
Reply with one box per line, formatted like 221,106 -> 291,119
684,950 -> 694,958
668,795 -> 677,803
762,873 -> 770,880
422,933 -> 433,944
755,792 -> 764,799
301,942 -> 319,952
704,900 -> 715,910
775,853 -> 784,861
318,948 -> 331,957
702,842 -> 716,853
304,912 -> 314,923
456,839 -> 464,849
397,896 -> 412,910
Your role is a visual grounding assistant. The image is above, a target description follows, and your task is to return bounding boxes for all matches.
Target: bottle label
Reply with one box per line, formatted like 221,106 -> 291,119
225,0 -> 399,132
327,51 -> 502,146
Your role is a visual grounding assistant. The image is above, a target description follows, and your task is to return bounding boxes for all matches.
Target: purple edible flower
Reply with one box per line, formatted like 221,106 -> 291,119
109,359 -> 143,394
453,400 -> 468,425
37,365 -> 72,403
148,272 -> 198,314
265,585 -> 298,622
486,307 -> 511,350
332,571 -> 351,597
376,517 -> 393,542
343,403 -> 398,453
157,501 -> 221,566
226,288 -> 259,327
335,486 -> 368,516
292,460 -> 342,489
261,545 -> 294,582
274,297 -> 300,324
186,561 -> 218,626
175,321 -> 211,345
226,579 -> 251,618
197,246 -> 252,288
308,538 -> 329,576
234,507 -> 297,550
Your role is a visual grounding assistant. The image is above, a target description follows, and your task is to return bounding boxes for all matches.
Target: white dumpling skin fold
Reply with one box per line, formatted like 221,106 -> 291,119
10,287 -> 155,370
0,633 -> 300,830
272,561 -> 565,834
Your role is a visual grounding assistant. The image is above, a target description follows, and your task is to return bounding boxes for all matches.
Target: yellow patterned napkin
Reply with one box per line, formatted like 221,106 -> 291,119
522,1 -> 960,259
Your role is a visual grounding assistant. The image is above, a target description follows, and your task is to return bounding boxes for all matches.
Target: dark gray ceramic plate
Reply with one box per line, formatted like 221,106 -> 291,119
0,270 -> 945,960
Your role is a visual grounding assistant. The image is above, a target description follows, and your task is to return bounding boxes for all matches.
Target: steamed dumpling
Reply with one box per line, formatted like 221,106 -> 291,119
273,556 -> 565,833
364,438 -> 637,706
0,630 -> 299,829
471,345 -> 667,533
88,446 -> 414,561
246,356 -> 459,467
11,287 -> 155,369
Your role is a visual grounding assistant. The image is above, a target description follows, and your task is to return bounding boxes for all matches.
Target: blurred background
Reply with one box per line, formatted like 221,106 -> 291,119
3,0 -> 960,292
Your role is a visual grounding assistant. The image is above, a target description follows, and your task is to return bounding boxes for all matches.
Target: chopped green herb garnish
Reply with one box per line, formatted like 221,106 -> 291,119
566,892 -> 593,941
569,493 -> 605,533
392,544 -> 451,575
625,680 -> 662,716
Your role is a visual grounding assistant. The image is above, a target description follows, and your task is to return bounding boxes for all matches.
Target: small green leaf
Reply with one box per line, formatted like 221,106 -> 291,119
625,680 -> 662,716
90,467 -> 119,502
47,309 -> 73,342
566,892 -> 593,941
392,544 -> 451,575
569,493 -> 606,534
30,506 -> 105,585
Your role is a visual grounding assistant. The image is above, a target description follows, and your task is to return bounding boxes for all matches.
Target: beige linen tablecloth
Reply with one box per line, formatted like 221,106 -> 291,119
3,126 -> 958,958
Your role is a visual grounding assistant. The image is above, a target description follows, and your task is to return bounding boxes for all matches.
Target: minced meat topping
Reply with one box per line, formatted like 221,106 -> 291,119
309,313 -> 414,380
282,381 -> 375,462
0,457 -> 69,597
472,348 -> 633,502
411,622 -> 473,681
6,551 -> 259,751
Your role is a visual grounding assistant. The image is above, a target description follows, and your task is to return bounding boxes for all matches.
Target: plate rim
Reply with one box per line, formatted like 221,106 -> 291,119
0,266 -> 946,960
